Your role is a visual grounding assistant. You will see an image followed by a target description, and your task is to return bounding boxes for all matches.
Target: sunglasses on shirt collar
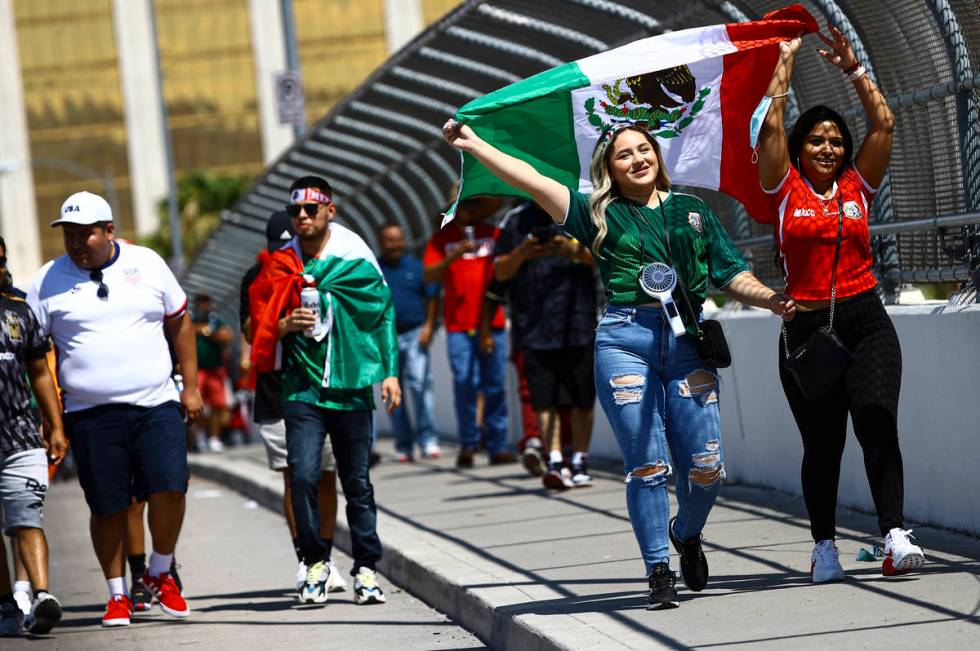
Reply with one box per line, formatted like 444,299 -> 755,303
89,269 -> 109,299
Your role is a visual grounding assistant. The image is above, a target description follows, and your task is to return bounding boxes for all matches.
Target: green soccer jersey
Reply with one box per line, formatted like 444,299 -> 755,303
562,188 -> 749,334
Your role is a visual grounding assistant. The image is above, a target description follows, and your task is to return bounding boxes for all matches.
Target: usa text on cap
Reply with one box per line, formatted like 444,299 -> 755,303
51,191 -> 113,227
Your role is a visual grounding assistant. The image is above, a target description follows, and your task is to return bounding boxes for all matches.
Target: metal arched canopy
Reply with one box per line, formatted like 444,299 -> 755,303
186,0 -> 980,322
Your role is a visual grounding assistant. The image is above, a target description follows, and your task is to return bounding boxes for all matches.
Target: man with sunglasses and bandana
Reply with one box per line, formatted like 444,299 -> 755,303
249,176 -> 400,606
27,191 -> 202,628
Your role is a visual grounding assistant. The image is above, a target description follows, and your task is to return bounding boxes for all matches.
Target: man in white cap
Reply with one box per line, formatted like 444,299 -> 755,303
27,192 -> 202,628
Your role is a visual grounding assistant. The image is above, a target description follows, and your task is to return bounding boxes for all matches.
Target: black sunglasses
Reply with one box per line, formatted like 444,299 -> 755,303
0,255 -> 6,267
286,203 -> 320,218
89,269 -> 109,299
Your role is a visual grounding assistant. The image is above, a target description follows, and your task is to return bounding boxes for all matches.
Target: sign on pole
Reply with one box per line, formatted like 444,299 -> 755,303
275,70 -> 305,126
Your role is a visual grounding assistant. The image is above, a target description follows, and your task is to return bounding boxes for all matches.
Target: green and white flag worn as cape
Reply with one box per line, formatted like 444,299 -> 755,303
443,5 -> 817,225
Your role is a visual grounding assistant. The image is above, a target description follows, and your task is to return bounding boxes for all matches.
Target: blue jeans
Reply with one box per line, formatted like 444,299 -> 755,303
446,329 -> 509,454
595,305 -> 724,575
390,326 -> 436,455
283,402 -> 381,571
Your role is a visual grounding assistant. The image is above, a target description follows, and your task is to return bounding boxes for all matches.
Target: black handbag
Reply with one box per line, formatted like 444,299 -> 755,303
629,202 -> 732,368
781,195 -> 852,399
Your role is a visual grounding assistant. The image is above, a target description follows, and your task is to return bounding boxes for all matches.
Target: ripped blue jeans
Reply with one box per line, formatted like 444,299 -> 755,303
595,304 -> 724,575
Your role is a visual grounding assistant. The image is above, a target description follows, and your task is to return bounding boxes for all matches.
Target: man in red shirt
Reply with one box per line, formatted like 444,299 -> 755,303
424,198 -> 514,468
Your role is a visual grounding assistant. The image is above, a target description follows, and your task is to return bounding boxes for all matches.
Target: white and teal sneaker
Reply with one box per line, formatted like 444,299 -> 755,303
353,567 -> 386,605
298,561 -> 329,604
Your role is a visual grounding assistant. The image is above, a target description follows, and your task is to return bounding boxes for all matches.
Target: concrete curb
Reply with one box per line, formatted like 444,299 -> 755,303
188,454 -> 626,651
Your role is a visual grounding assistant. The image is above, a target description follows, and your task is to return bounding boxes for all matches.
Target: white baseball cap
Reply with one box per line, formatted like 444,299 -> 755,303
51,191 -> 113,227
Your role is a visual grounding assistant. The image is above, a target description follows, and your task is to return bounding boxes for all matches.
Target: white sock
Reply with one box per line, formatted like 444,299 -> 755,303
549,450 -> 563,464
147,552 -> 174,577
107,576 -> 127,599
572,451 -> 586,467
13,580 -> 32,597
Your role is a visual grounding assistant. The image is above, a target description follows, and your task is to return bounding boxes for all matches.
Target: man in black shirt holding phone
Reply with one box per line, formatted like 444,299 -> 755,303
480,203 -> 599,490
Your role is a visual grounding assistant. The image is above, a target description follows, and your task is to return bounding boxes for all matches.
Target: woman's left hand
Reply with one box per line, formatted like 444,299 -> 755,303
769,293 -> 797,321
816,25 -> 858,71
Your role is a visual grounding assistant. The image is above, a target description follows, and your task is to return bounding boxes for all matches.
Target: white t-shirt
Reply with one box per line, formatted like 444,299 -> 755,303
28,242 -> 187,412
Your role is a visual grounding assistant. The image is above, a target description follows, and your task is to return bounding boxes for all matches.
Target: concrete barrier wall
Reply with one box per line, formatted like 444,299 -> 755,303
377,304 -> 980,535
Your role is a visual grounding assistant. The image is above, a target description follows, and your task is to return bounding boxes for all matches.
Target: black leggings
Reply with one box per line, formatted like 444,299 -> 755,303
778,289 -> 905,541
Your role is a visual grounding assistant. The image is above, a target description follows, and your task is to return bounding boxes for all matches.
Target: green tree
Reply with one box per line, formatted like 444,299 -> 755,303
141,171 -> 249,260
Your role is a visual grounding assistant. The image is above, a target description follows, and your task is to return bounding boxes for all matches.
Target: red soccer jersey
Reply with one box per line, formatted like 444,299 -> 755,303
423,222 -> 506,333
760,164 -> 878,301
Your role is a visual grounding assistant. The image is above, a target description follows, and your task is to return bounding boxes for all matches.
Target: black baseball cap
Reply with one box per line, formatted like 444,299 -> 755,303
265,210 -> 294,252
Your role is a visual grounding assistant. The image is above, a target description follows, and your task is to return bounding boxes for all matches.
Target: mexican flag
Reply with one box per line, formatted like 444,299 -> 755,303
446,5 -> 818,224
249,223 -> 398,389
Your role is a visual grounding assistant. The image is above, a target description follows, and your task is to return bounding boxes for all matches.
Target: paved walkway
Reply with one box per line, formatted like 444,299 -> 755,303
191,443 -> 980,650
5,477 -> 482,650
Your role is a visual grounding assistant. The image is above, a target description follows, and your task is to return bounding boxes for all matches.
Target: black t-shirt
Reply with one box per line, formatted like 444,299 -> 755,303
240,263 -> 283,422
0,293 -> 49,454
495,203 -> 598,350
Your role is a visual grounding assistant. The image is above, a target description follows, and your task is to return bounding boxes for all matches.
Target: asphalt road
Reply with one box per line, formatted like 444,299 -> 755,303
4,476 -> 484,650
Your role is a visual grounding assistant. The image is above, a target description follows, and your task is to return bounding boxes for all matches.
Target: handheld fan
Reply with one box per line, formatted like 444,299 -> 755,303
639,262 -> 686,337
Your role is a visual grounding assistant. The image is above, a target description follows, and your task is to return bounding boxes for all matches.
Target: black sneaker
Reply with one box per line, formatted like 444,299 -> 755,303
170,558 -> 183,592
669,516 -> 708,592
570,459 -> 592,487
130,582 -> 153,613
647,562 -> 679,610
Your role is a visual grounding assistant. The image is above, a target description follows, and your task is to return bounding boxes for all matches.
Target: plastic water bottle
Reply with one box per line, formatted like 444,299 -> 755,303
464,225 -> 475,242
300,274 -> 323,338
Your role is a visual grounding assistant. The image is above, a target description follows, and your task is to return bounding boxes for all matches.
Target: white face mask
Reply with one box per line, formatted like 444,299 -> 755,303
749,95 -> 774,163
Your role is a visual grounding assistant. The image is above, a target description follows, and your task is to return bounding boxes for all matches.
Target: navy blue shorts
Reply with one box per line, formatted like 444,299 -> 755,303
65,401 -> 189,516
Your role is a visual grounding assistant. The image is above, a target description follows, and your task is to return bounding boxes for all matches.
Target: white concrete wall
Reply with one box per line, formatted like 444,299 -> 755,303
380,305 -> 980,535
248,0 -> 295,163
112,0 -> 167,237
0,0 -> 41,283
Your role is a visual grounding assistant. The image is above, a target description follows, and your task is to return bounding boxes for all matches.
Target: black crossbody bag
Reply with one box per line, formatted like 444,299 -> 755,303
781,195 -> 852,399
629,202 -> 732,368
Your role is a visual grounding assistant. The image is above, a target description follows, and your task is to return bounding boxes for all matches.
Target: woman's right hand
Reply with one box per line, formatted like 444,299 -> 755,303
443,119 -> 479,152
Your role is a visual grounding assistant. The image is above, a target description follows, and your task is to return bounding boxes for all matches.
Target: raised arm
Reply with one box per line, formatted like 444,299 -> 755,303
443,121 -> 570,223
757,37 -> 801,190
817,26 -> 894,187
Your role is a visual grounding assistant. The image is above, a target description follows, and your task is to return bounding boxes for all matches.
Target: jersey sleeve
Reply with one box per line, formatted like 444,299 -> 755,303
26,272 -> 50,337
756,165 -> 799,225
560,188 -> 597,248
702,205 -> 751,288
22,303 -> 50,360
152,249 -> 188,318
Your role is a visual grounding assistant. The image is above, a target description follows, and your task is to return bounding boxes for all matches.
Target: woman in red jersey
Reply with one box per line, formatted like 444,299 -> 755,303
756,28 -> 925,582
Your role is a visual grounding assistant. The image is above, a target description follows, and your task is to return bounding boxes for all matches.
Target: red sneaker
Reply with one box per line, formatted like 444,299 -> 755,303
102,595 -> 133,627
141,572 -> 189,618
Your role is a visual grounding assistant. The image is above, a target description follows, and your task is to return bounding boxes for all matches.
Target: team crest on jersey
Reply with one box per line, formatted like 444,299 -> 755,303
123,267 -> 141,284
4,313 -> 21,341
843,201 -> 863,220
687,212 -> 702,233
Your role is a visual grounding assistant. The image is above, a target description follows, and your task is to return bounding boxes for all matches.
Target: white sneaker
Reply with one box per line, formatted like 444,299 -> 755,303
27,592 -> 62,635
353,567 -> 386,605
422,443 -> 442,459
810,539 -> 845,583
298,561 -> 329,604
12,591 -> 31,617
295,561 -> 307,591
883,528 -> 925,576
207,437 -> 225,453
326,562 -> 347,592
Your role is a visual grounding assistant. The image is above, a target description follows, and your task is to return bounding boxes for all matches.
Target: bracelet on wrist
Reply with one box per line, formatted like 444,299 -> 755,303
846,65 -> 867,82
843,62 -> 860,75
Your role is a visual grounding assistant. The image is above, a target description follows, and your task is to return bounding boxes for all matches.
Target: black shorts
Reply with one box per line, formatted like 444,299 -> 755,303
65,401 -> 189,517
523,346 -> 596,410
